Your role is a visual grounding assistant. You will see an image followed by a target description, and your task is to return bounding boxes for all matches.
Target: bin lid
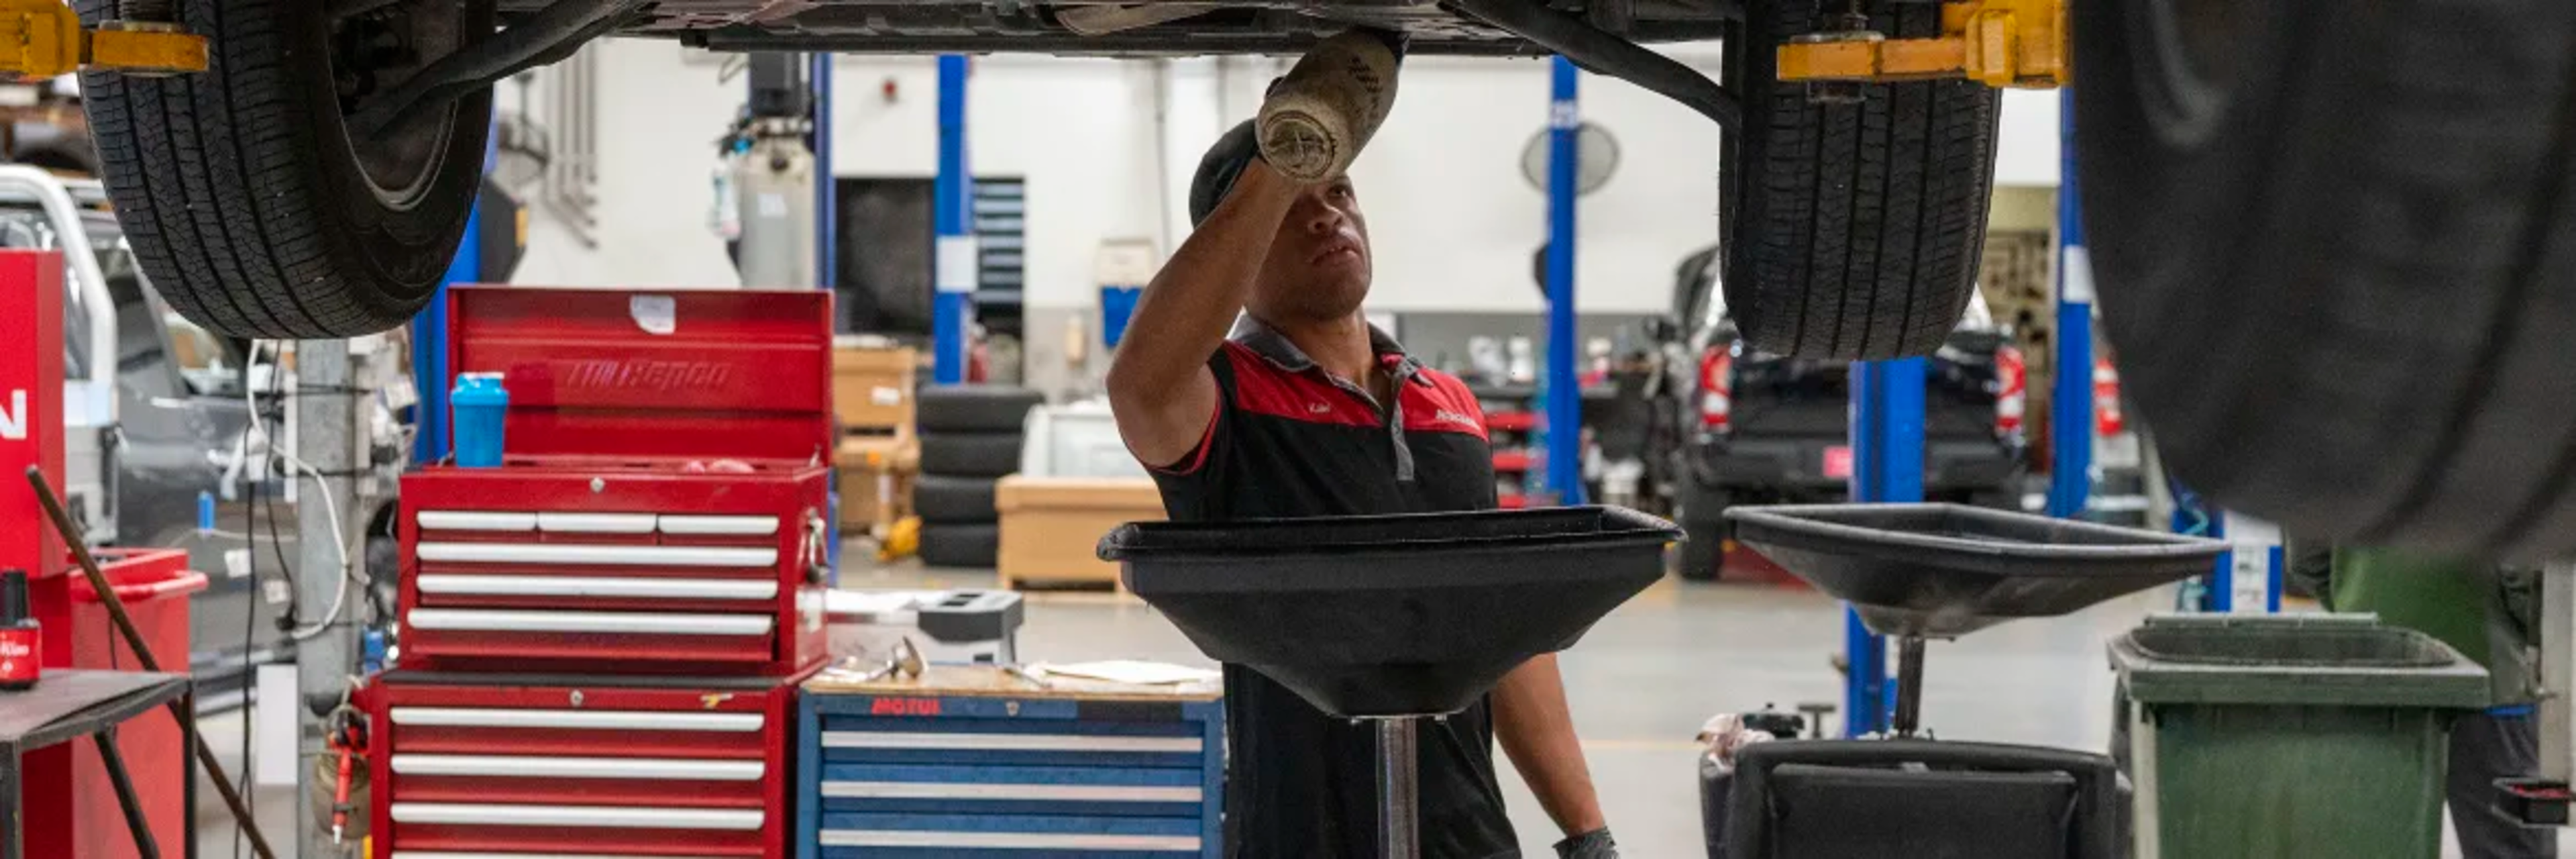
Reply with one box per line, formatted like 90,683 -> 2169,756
1726,504 -> 2228,638
446,287 -> 833,462
2110,613 -> 2490,709
1100,506 -> 1679,717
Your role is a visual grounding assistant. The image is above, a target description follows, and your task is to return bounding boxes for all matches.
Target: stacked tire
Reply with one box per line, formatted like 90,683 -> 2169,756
914,386 -> 1044,568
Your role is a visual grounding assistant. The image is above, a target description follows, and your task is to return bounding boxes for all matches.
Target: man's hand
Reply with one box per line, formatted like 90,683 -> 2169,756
1490,654 -> 1609,841
1256,28 -> 1404,183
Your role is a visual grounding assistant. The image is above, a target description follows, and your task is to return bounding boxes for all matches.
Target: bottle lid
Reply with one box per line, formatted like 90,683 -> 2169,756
0,569 -> 26,625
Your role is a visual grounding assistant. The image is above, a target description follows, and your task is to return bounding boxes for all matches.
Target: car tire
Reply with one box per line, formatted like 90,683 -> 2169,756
917,386 -> 1044,434
77,0 -> 494,338
917,523 -> 1000,570
920,432 -> 1023,478
914,475 -> 998,525
1721,1 -> 1999,360
2075,0 -> 2576,554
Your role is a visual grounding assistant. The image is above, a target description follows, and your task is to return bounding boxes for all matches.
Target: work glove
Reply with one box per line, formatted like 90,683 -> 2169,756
1255,28 -> 1407,183
1554,827 -> 1619,859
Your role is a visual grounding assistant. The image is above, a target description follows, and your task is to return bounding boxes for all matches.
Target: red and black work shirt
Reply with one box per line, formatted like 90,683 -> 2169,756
1148,319 -> 1518,858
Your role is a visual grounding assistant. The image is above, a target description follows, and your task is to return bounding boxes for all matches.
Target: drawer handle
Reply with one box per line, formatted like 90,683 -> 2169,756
408,608 -> 773,636
417,542 -> 777,568
820,731 -> 1201,753
820,831 -> 1201,850
389,803 -> 762,831
822,781 -> 1200,802
393,754 -> 765,781
415,511 -> 539,532
389,707 -> 764,732
657,514 -> 781,536
417,574 -> 778,601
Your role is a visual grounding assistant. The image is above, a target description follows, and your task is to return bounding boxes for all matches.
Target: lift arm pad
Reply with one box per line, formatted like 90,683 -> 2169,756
1777,0 -> 2065,89
0,0 -> 205,79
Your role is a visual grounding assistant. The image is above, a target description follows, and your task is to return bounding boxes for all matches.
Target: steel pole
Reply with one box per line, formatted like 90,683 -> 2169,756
932,54 -> 977,385
1542,56 -> 1585,505
1374,718 -> 1420,859
294,339 -> 365,857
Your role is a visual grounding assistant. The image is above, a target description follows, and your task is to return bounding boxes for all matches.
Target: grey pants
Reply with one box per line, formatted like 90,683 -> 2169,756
2451,711 -> 2558,859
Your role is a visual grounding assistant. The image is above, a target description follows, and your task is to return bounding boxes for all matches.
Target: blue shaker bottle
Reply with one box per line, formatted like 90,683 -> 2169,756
451,372 -> 510,467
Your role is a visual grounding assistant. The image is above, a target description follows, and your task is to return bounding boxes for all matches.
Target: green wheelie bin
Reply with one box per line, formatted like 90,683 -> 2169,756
2112,612 -> 2489,859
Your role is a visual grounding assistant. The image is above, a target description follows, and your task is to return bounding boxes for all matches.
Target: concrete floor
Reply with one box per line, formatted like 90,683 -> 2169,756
188,560 -> 2559,857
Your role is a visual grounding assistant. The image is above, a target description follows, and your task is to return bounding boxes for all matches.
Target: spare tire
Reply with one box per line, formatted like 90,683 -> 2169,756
920,432 -> 1024,478
918,523 -> 1000,570
918,386 -> 1044,434
2076,0 -> 2576,555
914,475 -> 999,525
1721,1 -> 1999,360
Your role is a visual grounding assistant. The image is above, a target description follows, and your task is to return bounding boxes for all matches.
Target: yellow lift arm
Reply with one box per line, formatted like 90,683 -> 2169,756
0,0 -> 205,79
1777,0 -> 2066,89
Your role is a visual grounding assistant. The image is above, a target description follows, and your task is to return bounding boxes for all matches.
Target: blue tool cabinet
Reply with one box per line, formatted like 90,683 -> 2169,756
796,666 -> 1224,858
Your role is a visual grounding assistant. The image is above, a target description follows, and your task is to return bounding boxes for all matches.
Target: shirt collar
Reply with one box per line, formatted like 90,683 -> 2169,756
1232,315 -> 1432,386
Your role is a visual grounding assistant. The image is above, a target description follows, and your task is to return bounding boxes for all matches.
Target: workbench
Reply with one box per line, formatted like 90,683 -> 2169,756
796,664 -> 1224,857
0,670 -> 193,859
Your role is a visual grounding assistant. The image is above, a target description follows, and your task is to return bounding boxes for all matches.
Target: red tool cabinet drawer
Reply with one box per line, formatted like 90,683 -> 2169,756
399,466 -> 831,676
368,671 -> 806,859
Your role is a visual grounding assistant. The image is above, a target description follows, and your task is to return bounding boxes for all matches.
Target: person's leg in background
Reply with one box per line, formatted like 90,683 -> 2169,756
2451,707 -> 2558,859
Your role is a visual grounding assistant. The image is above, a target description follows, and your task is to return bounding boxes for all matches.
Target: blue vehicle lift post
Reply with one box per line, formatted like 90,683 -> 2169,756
1542,56 -> 1585,505
1844,358 -> 1924,736
932,54 -> 975,385
2046,87 -> 2092,521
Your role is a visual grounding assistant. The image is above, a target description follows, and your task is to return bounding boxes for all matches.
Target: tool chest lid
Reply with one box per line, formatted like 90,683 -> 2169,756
445,286 -> 835,463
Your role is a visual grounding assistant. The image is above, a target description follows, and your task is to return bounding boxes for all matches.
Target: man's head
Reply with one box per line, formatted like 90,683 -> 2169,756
1190,119 -> 1373,326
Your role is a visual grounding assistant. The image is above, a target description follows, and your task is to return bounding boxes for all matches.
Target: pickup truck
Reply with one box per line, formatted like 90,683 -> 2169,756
1668,246 -> 2024,580
49,0 -> 2576,553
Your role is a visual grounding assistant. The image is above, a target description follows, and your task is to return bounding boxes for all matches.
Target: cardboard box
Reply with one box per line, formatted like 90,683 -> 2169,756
834,344 -> 918,432
837,433 -> 919,534
996,476 -> 1166,589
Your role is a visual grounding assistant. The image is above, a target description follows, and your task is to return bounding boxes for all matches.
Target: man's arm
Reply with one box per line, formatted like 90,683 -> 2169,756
1490,654 -> 1608,842
1106,162 -> 1302,467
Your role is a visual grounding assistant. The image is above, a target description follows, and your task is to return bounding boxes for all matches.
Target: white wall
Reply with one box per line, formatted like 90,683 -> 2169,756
513,42 -> 2060,314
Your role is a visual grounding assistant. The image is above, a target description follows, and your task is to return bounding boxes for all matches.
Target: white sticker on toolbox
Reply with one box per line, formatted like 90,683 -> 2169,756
407,609 -> 774,636
655,514 -> 781,536
392,754 -> 765,781
388,707 -> 763,732
820,831 -> 1201,851
414,542 -> 777,568
630,295 -> 679,335
820,732 -> 1202,753
415,511 -> 539,532
415,575 -> 777,601
390,803 -> 761,831
822,782 -> 1201,802
536,512 -> 659,534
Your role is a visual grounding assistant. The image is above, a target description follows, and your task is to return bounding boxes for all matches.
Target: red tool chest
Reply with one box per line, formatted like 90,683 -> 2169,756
365,670 -> 808,859
397,287 -> 836,676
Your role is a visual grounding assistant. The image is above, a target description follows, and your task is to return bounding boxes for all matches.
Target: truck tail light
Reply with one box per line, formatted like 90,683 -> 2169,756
1995,344 -> 2027,440
1698,345 -> 1733,432
2094,357 -> 2126,438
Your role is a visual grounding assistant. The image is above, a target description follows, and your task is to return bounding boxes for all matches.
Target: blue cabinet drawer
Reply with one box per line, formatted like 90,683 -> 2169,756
797,680 -> 1224,859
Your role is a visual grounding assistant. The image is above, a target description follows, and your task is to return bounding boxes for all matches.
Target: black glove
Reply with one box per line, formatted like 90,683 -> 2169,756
1555,828 -> 1618,859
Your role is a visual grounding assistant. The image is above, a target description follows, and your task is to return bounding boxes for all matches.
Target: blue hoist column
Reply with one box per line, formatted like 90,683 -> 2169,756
2046,87 -> 2092,523
1541,57 -> 1585,505
932,54 -> 976,385
1843,358 -> 1924,736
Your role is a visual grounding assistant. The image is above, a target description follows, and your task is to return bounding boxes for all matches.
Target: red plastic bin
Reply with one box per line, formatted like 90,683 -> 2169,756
65,548 -> 205,859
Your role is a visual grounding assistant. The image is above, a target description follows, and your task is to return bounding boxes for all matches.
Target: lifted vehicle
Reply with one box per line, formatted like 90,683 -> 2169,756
1668,246 -> 2024,581
46,0 -> 2576,554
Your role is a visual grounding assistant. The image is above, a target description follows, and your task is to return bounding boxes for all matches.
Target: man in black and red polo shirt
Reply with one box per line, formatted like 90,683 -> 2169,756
1104,46 -> 1617,859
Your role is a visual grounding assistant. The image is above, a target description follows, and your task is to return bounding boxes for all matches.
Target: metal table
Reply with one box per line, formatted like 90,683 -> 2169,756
0,669 -> 195,859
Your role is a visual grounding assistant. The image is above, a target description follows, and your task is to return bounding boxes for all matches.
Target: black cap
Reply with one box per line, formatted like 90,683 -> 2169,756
0,570 -> 26,625
1187,119 -> 1262,228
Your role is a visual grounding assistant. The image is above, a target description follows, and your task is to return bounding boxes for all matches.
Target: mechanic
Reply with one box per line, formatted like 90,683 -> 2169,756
1104,34 -> 1617,859
2288,542 -> 2554,859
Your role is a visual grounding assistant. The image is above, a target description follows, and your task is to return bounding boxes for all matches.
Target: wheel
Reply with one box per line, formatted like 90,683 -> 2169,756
917,523 -> 1000,569
917,386 -> 1044,434
78,0 -> 494,338
2075,0 -> 2576,554
1721,1 -> 1999,360
914,474 -> 999,524
919,432 -> 1024,478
